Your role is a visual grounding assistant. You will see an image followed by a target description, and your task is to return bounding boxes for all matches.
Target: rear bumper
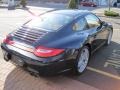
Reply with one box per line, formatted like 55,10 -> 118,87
1,43 -> 74,74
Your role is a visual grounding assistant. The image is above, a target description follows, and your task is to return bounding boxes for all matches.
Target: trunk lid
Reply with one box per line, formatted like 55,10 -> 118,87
13,27 -> 48,45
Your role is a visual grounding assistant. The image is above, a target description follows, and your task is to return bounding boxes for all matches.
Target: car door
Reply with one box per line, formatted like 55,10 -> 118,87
85,14 -> 108,51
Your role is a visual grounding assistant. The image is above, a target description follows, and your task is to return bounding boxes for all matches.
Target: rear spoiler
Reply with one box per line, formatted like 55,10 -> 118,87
38,9 -> 59,16
22,9 -> 59,26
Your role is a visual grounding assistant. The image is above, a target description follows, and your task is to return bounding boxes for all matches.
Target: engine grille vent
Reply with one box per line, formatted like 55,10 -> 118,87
14,27 -> 47,43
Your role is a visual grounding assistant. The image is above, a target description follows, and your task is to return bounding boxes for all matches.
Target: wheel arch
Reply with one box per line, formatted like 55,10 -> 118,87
84,43 -> 92,56
84,43 -> 91,52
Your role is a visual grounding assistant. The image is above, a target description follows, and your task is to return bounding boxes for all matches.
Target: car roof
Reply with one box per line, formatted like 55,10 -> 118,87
50,9 -> 91,18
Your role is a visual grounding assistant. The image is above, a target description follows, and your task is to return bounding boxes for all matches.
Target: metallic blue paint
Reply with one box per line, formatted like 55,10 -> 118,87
1,9 -> 113,75
33,24 -> 89,49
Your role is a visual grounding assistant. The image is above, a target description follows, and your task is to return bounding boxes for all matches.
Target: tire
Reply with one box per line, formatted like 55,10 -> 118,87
105,30 -> 113,46
74,46 -> 90,75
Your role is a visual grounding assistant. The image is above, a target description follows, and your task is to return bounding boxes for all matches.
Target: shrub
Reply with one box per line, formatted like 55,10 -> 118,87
68,0 -> 78,9
20,0 -> 27,8
104,10 -> 119,17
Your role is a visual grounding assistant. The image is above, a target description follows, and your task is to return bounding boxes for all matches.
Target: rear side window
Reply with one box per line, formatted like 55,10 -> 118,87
85,14 -> 100,29
73,18 -> 88,31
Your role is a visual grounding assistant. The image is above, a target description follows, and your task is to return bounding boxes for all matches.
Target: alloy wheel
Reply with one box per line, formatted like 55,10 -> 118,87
77,46 -> 89,73
107,31 -> 113,45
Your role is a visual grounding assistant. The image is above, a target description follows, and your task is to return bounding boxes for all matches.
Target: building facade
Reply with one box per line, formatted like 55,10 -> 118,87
82,0 -> 120,6
1,0 -> 120,6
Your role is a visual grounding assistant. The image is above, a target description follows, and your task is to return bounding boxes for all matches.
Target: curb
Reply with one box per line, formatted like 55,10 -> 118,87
94,13 -> 120,19
0,5 -> 8,8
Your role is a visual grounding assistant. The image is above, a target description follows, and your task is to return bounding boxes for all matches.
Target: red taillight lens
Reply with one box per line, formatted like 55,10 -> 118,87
3,35 -> 14,45
34,46 -> 64,57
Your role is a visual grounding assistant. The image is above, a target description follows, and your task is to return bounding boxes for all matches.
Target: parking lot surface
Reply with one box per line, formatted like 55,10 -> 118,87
0,7 -> 120,90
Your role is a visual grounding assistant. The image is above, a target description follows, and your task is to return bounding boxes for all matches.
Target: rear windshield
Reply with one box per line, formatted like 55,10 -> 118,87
25,13 -> 73,31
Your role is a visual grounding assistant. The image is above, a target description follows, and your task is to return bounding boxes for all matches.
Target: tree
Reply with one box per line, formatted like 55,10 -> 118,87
68,0 -> 78,9
20,0 -> 27,8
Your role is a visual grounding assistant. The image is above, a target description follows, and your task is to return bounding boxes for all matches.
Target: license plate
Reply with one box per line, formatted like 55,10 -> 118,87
11,55 -> 24,66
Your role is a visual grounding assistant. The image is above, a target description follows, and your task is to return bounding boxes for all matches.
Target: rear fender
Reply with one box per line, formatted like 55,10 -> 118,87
37,32 -> 89,49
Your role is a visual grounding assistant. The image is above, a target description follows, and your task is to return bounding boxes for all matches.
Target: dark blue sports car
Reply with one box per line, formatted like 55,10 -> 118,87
1,10 -> 113,75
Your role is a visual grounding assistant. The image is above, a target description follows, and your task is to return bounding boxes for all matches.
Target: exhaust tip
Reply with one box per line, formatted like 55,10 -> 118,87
4,53 -> 11,61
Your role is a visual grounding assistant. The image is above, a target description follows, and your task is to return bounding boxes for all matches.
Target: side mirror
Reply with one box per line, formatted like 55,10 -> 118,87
101,21 -> 108,26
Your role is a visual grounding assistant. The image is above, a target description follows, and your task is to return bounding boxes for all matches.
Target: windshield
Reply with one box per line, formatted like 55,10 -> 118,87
25,13 -> 73,31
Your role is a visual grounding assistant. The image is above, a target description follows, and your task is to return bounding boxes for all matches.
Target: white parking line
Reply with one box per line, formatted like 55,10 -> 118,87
87,66 -> 120,80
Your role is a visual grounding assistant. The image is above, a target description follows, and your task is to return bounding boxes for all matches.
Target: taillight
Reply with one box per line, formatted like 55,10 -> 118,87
34,46 -> 64,57
3,35 -> 14,45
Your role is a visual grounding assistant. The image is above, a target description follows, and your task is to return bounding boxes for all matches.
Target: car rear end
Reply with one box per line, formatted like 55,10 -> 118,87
1,11 -> 79,75
1,27 -> 73,75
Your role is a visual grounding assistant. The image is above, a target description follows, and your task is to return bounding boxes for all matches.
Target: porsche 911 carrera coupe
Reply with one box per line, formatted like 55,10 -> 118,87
1,10 -> 113,75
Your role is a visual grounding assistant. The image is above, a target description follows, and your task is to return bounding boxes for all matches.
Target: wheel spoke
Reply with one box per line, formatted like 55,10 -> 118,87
108,31 -> 112,45
77,47 -> 89,73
